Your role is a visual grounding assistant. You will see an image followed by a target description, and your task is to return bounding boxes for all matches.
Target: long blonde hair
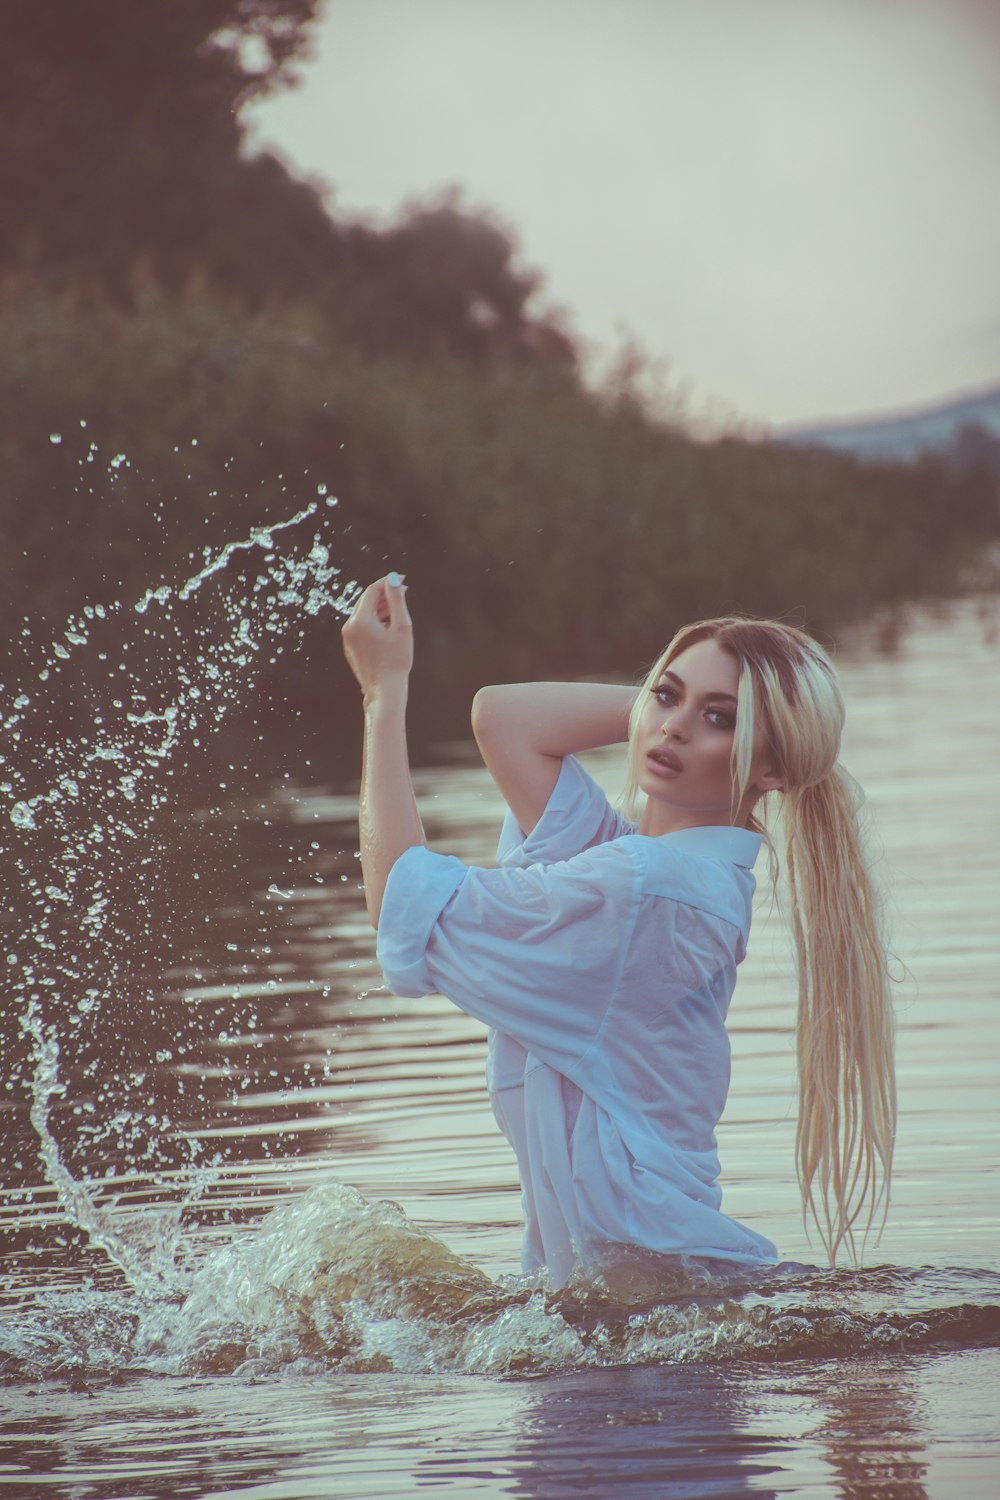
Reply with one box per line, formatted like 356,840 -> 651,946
619,617 -> 897,1265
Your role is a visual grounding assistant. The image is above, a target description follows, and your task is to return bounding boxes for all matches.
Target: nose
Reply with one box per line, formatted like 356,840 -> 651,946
661,712 -> 689,743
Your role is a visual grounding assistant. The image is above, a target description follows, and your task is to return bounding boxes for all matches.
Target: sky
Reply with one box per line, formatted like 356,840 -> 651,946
247,0 -> 1000,429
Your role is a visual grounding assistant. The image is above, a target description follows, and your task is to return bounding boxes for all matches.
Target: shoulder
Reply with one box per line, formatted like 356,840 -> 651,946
634,836 -> 757,945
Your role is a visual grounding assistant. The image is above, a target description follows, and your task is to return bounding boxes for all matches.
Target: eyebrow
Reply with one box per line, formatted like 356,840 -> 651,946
659,669 -> 738,704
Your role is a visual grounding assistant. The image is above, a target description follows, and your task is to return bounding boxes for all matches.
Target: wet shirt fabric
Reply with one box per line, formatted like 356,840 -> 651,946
376,754 -> 779,1286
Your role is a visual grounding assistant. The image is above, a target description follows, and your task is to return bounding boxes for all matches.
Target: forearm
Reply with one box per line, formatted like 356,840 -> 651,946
472,681 -> 639,758
358,682 -> 425,931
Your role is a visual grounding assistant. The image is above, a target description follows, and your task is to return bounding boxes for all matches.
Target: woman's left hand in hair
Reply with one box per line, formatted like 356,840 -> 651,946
342,574 -> 413,701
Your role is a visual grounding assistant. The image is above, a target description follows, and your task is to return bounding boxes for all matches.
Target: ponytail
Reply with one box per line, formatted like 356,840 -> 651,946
621,614 -> 898,1265
782,765 -> 897,1264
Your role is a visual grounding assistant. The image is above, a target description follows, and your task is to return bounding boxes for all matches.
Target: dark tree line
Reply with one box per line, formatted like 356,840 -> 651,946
2,0 -> 574,366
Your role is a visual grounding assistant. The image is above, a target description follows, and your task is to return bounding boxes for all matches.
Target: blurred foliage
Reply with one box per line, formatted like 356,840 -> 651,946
2,280 -> 996,758
1,0 -> 572,368
2,1 -> 997,764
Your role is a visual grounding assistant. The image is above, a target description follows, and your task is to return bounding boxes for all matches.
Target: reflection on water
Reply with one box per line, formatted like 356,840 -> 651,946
811,1359 -> 929,1500
7,1351 -> 998,1499
2,584 -> 999,1497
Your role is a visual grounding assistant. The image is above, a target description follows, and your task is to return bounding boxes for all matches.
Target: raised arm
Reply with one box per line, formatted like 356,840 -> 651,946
471,681 -> 639,837
342,575 -> 423,930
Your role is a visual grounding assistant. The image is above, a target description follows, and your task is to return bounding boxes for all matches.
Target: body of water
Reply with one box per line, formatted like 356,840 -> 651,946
2,567 -> 998,1497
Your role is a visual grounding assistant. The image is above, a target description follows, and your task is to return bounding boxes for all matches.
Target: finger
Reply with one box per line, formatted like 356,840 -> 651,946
352,580 -> 385,619
384,573 -> 410,625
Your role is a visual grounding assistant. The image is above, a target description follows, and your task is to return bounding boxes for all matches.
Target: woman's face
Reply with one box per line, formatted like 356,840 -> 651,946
635,637 -> 779,835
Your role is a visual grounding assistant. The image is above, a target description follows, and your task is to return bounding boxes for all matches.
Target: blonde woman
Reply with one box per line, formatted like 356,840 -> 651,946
342,573 -> 896,1287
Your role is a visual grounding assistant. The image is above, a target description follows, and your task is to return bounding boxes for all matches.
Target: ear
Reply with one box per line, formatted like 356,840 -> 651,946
753,764 -> 785,795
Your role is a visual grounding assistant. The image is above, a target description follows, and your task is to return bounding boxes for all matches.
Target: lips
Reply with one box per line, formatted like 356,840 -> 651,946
647,747 -> 683,774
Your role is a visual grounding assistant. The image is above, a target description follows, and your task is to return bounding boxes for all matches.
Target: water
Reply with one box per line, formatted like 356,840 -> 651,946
1,511 -> 998,1496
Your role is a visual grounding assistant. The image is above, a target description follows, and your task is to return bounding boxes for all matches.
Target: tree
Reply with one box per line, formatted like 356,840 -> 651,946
1,0 -> 320,286
2,2 -> 576,368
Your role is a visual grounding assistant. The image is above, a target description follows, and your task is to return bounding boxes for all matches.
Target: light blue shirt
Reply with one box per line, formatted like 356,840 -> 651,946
376,754 -> 779,1285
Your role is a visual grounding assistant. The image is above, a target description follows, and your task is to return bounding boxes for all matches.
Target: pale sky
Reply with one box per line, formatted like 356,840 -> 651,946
247,0 -> 1000,428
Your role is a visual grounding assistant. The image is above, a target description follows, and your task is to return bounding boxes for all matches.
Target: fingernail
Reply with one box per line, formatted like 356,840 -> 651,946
387,571 -> 403,587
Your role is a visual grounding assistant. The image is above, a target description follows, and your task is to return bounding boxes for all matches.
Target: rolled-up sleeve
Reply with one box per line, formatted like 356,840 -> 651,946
496,754 -> 635,868
375,845 -> 468,998
376,840 -> 640,1074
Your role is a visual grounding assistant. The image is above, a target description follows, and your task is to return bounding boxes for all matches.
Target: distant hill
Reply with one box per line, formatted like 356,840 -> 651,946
779,384 -> 1000,468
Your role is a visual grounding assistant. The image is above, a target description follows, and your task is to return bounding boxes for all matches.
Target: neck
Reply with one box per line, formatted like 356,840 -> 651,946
637,794 -> 758,837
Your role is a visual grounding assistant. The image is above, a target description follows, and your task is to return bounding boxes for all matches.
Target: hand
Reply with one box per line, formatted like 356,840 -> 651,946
342,574 -> 413,700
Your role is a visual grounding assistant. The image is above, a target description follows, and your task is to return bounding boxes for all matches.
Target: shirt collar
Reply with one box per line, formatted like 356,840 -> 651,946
651,824 -> 763,869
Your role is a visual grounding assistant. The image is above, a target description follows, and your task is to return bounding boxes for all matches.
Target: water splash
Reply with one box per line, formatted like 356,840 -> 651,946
4,1180 -> 999,1385
2,481 -> 361,1287
19,998 -> 209,1304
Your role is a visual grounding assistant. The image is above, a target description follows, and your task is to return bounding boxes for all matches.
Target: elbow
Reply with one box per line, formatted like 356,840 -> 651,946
367,890 -> 383,934
471,685 -> 499,739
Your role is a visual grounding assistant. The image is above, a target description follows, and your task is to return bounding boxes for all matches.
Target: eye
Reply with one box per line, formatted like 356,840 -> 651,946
705,708 -> 735,730
650,683 -> 678,705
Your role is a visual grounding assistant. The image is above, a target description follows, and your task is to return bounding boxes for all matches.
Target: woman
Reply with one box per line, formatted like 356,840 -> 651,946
341,573 -> 896,1288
